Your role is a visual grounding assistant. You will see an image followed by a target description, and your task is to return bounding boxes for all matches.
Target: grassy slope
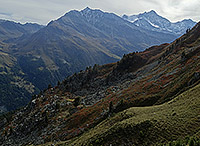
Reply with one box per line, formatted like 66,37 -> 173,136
57,83 -> 200,146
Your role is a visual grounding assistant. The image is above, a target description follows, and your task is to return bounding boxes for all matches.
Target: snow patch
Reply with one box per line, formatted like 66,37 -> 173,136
147,20 -> 160,28
135,23 -> 139,26
130,18 -> 139,23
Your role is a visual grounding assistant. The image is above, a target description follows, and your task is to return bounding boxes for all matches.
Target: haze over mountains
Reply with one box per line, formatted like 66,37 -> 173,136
0,7 -> 197,113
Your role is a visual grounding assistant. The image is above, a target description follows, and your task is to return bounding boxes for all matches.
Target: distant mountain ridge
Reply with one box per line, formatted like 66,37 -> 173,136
122,10 -> 196,35
0,19 -> 43,42
0,7 -> 196,113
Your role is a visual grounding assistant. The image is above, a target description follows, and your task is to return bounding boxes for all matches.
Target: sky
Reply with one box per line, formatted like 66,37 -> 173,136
0,0 -> 199,25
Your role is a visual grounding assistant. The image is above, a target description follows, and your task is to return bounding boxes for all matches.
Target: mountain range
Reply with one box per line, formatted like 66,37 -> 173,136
0,7 -> 197,113
122,10 -> 196,35
0,19 -> 43,42
0,19 -> 199,146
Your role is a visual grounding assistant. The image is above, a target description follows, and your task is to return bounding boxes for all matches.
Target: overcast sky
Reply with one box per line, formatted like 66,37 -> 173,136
0,0 -> 199,25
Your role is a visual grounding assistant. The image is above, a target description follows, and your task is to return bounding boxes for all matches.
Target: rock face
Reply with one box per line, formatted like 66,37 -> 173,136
122,10 -> 196,35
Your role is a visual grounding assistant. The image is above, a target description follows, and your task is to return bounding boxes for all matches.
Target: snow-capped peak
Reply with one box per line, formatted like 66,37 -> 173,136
80,7 -> 105,24
122,10 -> 196,35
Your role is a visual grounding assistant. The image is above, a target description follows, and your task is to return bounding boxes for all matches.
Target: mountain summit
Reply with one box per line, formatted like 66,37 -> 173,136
122,10 -> 196,35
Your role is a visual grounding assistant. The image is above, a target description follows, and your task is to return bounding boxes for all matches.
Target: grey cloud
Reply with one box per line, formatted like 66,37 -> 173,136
0,12 -> 12,16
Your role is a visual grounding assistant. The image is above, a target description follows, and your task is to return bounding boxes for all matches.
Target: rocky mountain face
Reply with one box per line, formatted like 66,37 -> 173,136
0,8 -> 184,113
0,21 -> 199,145
122,10 -> 196,35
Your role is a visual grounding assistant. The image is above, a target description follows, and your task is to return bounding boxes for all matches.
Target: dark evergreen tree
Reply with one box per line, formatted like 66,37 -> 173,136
48,84 -> 52,89
109,101 -> 113,114
74,96 -> 81,107
57,81 -> 61,86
